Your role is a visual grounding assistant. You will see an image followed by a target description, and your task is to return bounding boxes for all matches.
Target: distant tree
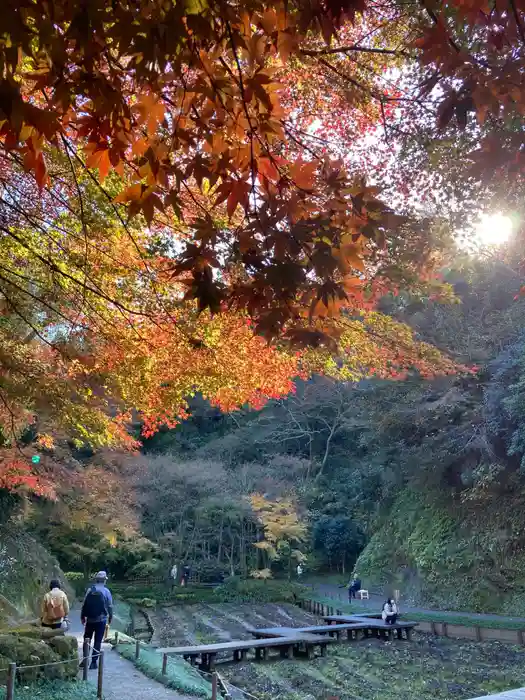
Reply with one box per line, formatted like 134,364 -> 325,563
312,515 -> 365,574
250,494 -> 307,579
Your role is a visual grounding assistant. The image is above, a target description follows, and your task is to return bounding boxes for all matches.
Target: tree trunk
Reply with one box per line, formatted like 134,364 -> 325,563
217,517 -> 224,564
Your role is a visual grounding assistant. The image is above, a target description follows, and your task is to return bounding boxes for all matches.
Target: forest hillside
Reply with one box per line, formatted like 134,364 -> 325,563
134,251 -> 525,614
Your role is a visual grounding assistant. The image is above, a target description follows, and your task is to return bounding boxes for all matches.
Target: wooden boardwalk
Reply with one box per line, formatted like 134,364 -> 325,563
158,634 -> 335,670
157,613 -> 418,671
468,690 -> 525,700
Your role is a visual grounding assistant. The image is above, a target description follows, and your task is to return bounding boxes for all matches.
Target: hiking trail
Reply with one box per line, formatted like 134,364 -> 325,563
69,611 -> 195,700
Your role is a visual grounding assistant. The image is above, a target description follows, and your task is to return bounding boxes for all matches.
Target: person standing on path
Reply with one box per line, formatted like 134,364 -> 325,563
81,571 -> 113,670
170,563 -> 178,588
41,579 -> 70,630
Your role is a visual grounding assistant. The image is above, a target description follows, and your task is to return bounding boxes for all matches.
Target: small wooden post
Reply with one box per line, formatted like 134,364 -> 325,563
162,654 -> 168,675
82,641 -> 89,682
518,629 -> 524,646
430,621 -> 437,636
211,672 -> 218,700
6,662 -> 16,700
475,626 -> 482,642
97,651 -> 104,700
442,622 -> 448,638
135,639 -> 140,660
114,631 -> 119,646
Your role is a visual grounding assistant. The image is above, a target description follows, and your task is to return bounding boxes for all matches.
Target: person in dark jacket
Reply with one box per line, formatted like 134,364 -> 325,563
81,571 -> 113,670
348,576 -> 361,601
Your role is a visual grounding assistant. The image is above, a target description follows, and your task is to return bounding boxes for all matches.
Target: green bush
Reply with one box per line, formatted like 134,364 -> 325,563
117,642 -> 212,698
0,680 -> 96,700
191,561 -> 229,583
213,577 -> 303,603
112,577 -> 302,606
127,559 -> 164,579
110,583 -> 169,601
64,572 -> 87,598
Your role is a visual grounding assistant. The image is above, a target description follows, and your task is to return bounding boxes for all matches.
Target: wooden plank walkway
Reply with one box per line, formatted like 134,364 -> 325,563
468,689 -> 525,699
249,623 -> 370,640
157,612 -> 418,672
158,634 -> 336,670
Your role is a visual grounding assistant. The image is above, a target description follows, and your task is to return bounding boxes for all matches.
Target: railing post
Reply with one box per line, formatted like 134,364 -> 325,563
82,641 -> 89,682
211,671 -> 218,700
97,651 -> 104,700
6,662 -> 16,700
162,653 -> 168,675
135,639 -> 140,660
114,631 -> 119,646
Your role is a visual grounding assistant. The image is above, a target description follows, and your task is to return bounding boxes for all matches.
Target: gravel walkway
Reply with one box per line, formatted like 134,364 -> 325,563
69,611 -> 194,700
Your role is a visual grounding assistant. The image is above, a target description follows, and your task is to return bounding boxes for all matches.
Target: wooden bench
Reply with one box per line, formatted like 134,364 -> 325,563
249,623 -> 369,641
322,614 -> 418,640
157,634 -> 335,670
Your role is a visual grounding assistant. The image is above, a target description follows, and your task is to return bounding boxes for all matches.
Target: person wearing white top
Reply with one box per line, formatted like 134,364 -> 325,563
381,598 -> 398,625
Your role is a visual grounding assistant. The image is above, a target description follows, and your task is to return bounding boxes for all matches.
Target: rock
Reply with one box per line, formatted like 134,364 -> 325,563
49,634 -> 78,659
49,635 -> 79,678
0,632 -> 78,682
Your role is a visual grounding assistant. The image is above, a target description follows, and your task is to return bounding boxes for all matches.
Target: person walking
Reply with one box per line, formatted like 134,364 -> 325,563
296,563 -> 304,579
41,580 -> 70,630
181,564 -> 190,587
381,598 -> 398,625
81,571 -> 113,670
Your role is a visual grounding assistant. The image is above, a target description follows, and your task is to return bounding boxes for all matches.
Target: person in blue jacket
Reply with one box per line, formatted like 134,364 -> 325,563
81,571 -> 113,670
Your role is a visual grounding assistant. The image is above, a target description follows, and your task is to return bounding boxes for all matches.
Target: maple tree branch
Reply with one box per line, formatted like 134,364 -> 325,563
509,0 -> 525,44
0,265 -> 89,331
0,387 -> 25,451
301,45 -> 411,58
59,131 -> 91,337
420,2 -> 461,54
0,282 -> 61,355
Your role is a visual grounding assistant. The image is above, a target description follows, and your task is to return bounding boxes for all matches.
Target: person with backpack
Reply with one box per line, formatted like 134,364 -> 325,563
81,571 -> 113,670
41,580 -> 70,630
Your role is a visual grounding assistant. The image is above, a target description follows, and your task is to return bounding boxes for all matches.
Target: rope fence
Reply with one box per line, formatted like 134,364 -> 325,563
4,639 -> 105,700
199,669 -> 260,700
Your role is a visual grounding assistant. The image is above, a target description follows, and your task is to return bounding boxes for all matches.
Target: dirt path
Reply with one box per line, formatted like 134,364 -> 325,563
304,583 -> 525,623
69,611 -> 195,700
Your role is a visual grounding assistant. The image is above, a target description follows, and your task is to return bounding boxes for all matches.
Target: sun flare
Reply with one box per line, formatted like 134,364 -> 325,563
474,214 -> 513,247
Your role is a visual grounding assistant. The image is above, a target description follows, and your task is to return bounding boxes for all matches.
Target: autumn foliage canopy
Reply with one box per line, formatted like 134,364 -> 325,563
0,0 -> 523,488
